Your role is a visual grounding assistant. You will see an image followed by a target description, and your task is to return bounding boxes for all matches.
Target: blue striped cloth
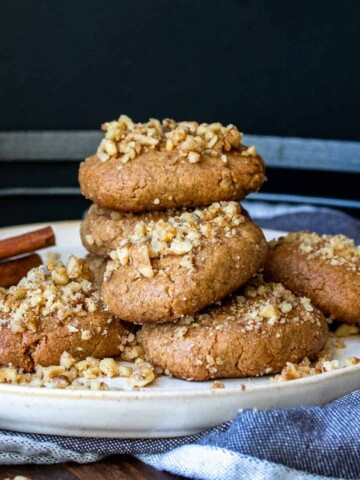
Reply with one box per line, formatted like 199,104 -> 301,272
139,390 -> 360,479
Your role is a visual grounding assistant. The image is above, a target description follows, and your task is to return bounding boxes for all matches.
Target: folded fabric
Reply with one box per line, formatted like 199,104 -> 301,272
0,203 -> 359,480
242,201 -> 360,244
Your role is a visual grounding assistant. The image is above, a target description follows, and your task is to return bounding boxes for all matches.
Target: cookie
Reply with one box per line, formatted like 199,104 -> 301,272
102,202 -> 267,323
138,277 -> 329,381
0,257 -> 126,371
265,232 -> 360,324
79,116 -> 265,212
84,253 -> 107,286
81,204 -> 175,257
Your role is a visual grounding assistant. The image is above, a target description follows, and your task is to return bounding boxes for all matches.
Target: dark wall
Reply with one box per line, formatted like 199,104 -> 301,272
1,0 -> 360,139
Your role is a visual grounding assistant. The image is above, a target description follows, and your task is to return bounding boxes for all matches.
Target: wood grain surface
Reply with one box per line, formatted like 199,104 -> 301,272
0,456 -> 185,480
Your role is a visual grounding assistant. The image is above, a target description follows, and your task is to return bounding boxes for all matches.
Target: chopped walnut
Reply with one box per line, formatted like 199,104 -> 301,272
275,359 -> 312,381
335,323 -> 360,337
212,381 -> 225,389
107,202 -> 246,277
272,232 -> 360,274
0,367 -> 20,384
120,344 -> 146,362
96,115 -> 246,165
0,256 -> 100,333
45,251 -> 61,265
232,275 -> 322,330
90,381 -> 110,391
346,357 -> 360,366
0,347 -> 156,390
273,351 -> 343,383
128,359 -> 155,388
99,358 -> 120,377
241,145 -> 257,156
85,234 -> 95,246
60,351 -> 76,369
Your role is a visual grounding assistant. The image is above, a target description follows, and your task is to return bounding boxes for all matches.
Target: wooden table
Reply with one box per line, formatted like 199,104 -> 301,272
0,456 -> 186,479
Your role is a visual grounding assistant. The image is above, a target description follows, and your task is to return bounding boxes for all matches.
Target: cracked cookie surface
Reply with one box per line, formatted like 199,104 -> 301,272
138,277 -> 329,381
265,232 -> 360,323
79,149 -> 264,212
101,202 -> 268,323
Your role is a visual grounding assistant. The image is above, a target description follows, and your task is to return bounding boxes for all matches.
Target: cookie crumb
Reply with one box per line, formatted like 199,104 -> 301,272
212,381 -> 225,389
335,338 -> 345,349
128,359 -> 155,388
45,251 -> 61,265
346,357 -> 360,367
335,323 -> 360,337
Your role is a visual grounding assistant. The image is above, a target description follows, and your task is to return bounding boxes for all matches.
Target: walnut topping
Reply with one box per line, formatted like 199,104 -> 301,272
107,202 -> 246,277
85,234 -> 95,246
81,329 -> 92,340
272,232 -> 360,273
96,115 -> 245,165
173,275 -> 322,337
231,276 -> 321,330
127,359 -> 155,388
241,145 -> 257,156
300,297 -> 314,312
0,256 -> 100,333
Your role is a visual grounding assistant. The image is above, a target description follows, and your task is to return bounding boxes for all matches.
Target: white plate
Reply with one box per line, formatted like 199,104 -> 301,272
0,221 -> 359,438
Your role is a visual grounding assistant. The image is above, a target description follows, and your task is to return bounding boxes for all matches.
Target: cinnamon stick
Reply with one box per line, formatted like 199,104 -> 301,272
0,226 -> 55,261
0,254 -> 43,288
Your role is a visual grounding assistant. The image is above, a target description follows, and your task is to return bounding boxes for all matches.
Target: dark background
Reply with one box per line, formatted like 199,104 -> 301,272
0,0 -> 359,226
1,0 -> 360,138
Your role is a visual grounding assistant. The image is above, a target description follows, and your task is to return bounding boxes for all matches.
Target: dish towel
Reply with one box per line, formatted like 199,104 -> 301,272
0,203 -> 360,480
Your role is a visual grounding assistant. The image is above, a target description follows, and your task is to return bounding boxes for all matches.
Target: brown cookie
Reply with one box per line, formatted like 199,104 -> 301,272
79,117 -> 265,212
81,204 -> 176,257
138,277 -> 329,381
0,257 -> 126,371
102,202 -> 267,323
265,232 -> 360,324
84,253 -> 107,286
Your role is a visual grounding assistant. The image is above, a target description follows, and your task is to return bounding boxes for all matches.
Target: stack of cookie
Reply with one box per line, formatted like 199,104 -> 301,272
79,116 -> 329,381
